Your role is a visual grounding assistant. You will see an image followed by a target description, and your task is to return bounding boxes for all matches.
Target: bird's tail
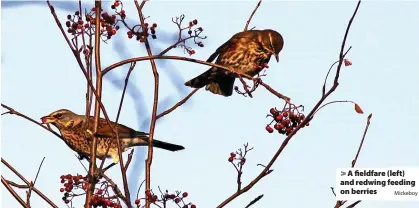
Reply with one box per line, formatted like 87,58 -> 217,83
129,136 -> 185,152
184,68 -> 215,88
185,68 -> 236,97
152,139 -> 185,151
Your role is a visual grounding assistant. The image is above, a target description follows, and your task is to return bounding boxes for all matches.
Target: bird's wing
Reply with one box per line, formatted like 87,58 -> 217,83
88,117 -> 148,139
206,32 -> 247,63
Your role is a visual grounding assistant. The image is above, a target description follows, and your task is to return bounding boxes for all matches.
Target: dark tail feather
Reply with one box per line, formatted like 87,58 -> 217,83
152,139 -> 185,151
184,67 -> 218,88
205,75 -> 236,96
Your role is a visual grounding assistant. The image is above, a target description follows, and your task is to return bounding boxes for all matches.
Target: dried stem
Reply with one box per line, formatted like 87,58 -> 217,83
217,1 -> 362,207
85,1 -> 103,207
134,1 -> 160,207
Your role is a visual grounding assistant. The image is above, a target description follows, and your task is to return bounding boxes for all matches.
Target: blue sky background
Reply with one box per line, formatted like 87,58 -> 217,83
1,1 -> 419,208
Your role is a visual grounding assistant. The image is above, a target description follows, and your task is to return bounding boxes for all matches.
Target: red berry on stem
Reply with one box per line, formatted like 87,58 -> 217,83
114,1 -> 120,7
234,86 -> 239,90
60,188 -> 65,192
228,157 -> 234,162
191,205 -> 197,208
274,123 -> 281,130
269,108 -> 277,115
275,114 -> 283,122
265,125 -> 274,133
193,19 -> 198,25
111,29 -> 117,35
182,192 -> 188,197
230,152 -> 236,157
175,198 -> 181,203
97,189 -> 103,195
152,23 -> 157,28
282,112 -> 289,117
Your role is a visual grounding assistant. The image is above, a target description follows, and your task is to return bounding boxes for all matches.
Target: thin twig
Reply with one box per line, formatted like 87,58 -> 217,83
2,176 -> 30,208
1,158 -> 58,208
244,0 -> 262,31
26,157 -> 46,206
156,88 -> 199,119
352,113 -> 372,168
134,1 -> 160,207
244,194 -> 264,208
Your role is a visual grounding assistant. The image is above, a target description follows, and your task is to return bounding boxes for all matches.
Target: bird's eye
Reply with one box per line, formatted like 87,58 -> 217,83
54,113 -> 63,118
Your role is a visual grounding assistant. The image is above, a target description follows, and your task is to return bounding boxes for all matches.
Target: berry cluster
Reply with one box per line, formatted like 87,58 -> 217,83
185,19 -> 204,55
127,22 -> 159,42
64,5 -> 124,40
59,174 -> 88,204
134,189 -> 196,208
65,11 -> 90,36
96,11 -> 121,39
265,107 -> 308,135
228,152 -> 246,165
90,189 -> 121,208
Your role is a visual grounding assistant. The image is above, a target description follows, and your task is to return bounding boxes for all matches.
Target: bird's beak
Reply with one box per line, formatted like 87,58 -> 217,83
41,115 -> 55,124
274,54 -> 279,62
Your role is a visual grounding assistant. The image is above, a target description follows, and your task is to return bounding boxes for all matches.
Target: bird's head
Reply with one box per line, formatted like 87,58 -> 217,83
261,29 -> 284,62
41,109 -> 80,129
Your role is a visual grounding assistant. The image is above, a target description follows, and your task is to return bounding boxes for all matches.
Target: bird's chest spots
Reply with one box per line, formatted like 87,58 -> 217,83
60,129 -> 90,153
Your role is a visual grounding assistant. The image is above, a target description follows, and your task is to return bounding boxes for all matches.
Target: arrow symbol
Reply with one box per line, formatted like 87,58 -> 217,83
341,171 -> 346,176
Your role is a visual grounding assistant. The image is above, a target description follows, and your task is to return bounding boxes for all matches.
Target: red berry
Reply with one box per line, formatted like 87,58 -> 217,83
265,125 -> 274,133
97,189 -> 103,195
193,19 -> 198,25
60,188 -> 65,192
228,157 -> 234,162
114,1 -> 120,7
182,192 -> 188,197
234,86 -> 239,90
306,122 -> 310,126
65,200 -> 70,204
230,152 -> 236,157
282,112 -> 289,117
152,23 -> 157,28
191,205 -> 196,208
84,23 -> 90,28
111,29 -> 117,35
189,22 -> 193,27
152,195 -> 158,202
275,114 -> 283,122
273,123 -> 281,130
175,198 -> 181,203
269,108 -> 277,115
120,10 -> 125,14
60,175 -> 65,180
65,187 -> 72,192
299,114 -> 305,120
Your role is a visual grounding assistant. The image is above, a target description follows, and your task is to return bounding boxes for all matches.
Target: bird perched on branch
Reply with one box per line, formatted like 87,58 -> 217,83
41,109 -> 184,163
185,29 -> 284,96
